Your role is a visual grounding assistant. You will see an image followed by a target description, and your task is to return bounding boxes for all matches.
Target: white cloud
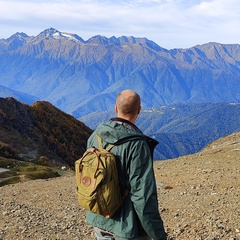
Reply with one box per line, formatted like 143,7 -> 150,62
0,0 -> 239,49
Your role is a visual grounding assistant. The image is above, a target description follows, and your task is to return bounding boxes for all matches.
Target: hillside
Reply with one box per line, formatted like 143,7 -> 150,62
80,102 -> 240,160
0,85 -> 38,105
0,132 -> 239,239
0,97 -> 93,167
0,28 -> 240,116
1,97 -> 240,163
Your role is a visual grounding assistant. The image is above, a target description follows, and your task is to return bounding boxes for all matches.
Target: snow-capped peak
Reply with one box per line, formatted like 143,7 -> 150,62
38,28 -> 84,43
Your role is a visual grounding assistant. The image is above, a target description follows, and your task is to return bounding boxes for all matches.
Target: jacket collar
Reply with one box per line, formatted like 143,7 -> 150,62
110,117 -> 159,156
110,117 -> 143,133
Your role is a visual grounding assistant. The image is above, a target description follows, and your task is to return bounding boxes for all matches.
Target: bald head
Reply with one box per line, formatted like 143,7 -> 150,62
115,89 -> 141,123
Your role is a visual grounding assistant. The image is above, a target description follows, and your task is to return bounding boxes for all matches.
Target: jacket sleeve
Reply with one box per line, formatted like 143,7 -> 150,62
128,140 -> 167,240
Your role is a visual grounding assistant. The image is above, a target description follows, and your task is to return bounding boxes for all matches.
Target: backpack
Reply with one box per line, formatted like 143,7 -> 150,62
75,134 -> 126,218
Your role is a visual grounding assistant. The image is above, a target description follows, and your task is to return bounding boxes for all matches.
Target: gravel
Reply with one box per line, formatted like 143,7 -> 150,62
0,175 -> 94,240
1,133 -> 240,240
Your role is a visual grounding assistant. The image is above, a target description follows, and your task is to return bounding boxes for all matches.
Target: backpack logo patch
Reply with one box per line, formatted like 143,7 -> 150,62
82,176 -> 91,187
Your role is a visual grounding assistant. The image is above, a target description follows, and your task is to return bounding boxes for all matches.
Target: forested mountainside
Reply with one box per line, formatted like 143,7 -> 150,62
80,102 -> 240,159
0,97 -> 92,167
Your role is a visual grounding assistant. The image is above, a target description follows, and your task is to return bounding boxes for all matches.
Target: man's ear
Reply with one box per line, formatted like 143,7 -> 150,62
137,106 -> 141,114
114,104 -> 118,113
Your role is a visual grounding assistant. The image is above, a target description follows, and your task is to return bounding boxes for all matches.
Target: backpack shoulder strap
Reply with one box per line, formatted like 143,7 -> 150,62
96,134 -> 129,198
96,134 -> 114,151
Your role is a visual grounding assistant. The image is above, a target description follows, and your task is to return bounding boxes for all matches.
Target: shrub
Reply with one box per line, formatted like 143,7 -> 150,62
0,157 -> 18,168
0,176 -> 21,187
13,163 -> 60,180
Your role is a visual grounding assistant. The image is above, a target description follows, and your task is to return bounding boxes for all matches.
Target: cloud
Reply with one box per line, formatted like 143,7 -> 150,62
0,0 -> 239,49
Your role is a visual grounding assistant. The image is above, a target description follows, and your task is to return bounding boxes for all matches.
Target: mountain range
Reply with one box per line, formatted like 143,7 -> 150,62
0,28 -> 240,117
0,28 -> 240,160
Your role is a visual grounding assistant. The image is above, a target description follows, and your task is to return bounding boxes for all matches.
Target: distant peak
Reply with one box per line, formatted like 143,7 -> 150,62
87,35 -> 140,45
3,32 -> 30,50
86,35 -> 109,45
36,28 -> 84,43
14,32 -> 29,38
85,35 -> 163,51
7,32 -> 29,41
38,28 -> 59,38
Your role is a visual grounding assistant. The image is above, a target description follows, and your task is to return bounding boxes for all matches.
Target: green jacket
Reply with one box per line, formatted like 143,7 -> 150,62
86,118 -> 167,240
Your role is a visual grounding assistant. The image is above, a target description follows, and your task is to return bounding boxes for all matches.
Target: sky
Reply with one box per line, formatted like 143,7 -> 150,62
0,0 -> 240,49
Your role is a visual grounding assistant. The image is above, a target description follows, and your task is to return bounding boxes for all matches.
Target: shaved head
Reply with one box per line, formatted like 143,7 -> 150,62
115,89 -> 141,122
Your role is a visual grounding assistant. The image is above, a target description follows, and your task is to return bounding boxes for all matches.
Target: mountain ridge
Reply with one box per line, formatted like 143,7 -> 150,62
0,85 -> 38,104
80,102 -> 240,160
0,97 -> 92,167
0,28 -> 239,117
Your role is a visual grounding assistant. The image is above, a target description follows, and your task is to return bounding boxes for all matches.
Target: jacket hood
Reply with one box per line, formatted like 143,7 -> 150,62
95,119 -> 159,151
95,121 -> 140,143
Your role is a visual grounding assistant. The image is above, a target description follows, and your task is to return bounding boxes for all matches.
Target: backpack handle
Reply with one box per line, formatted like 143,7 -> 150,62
96,134 -> 114,151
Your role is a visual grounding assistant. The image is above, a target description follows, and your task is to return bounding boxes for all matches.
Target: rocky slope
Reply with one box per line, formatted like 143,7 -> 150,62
0,132 -> 239,240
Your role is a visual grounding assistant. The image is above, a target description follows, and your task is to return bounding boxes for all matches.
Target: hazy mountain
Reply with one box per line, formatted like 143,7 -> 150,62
0,85 -> 39,104
0,28 -> 240,117
80,102 -> 240,159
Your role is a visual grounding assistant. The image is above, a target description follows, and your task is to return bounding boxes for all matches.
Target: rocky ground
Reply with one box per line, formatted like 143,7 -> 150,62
0,132 -> 240,240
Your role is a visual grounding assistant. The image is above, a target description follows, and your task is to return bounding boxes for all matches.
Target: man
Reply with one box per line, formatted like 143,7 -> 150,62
86,89 -> 167,240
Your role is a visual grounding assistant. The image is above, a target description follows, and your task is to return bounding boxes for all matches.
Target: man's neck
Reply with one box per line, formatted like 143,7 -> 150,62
110,117 -> 142,133
116,114 -> 137,124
